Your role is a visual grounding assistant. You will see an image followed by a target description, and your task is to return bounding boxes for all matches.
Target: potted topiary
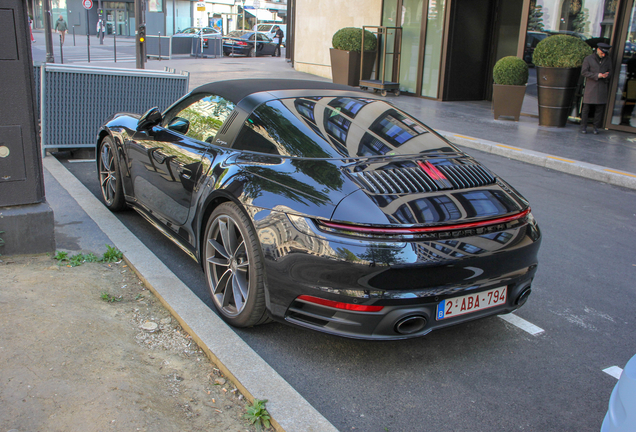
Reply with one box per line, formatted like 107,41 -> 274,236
532,34 -> 592,127
492,56 -> 529,121
330,27 -> 377,87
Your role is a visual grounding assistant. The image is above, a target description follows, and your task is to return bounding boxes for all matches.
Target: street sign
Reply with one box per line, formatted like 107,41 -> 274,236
82,0 -> 93,10
253,0 -> 260,8
196,1 -> 205,11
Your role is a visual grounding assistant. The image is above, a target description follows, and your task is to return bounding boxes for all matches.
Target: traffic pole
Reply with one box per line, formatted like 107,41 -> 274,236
135,0 -> 145,69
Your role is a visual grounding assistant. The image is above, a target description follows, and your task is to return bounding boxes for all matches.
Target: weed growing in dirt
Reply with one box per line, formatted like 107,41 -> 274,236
54,246 -> 123,267
100,292 -> 123,303
244,399 -> 271,430
54,251 -> 69,262
103,245 -> 123,263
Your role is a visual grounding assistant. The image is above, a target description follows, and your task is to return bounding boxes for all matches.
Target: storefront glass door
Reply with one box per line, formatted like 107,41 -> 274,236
420,0 -> 446,98
610,2 -> 636,128
105,9 -> 128,35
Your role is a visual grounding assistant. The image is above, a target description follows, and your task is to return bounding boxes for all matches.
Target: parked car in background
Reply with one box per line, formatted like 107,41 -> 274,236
174,27 -> 221,37
95,79 -> 542,340
174,27 -> 221,51
253,23 -> 286,46
223,31 -> 277,57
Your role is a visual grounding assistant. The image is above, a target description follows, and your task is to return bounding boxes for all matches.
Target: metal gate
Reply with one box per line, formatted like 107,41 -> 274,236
37,63 -> 189,154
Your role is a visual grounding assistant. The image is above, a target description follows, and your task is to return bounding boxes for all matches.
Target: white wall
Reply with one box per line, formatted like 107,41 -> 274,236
294,0 -> 382,79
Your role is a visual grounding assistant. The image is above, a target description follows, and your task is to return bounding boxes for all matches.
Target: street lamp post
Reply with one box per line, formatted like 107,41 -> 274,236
43,0 -> 54,62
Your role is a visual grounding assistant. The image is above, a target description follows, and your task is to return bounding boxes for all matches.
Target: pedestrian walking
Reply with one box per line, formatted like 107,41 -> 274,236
580,42 -> 613,134
97,18 -> 104,39
273,25 -> 284,57
54,15 -> 68,45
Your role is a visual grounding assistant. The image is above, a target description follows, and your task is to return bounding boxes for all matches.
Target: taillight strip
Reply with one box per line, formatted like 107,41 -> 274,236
318,208 -> 531,234
297,295 -> 384,312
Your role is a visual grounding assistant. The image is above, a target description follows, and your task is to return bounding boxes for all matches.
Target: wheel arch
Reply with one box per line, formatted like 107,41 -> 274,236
197,191 -> 273,317
197,191 -> 242,268
96,128 -> 131,194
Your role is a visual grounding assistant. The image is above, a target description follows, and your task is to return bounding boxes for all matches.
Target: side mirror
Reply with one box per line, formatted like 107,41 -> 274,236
167,117 -> 190,135
137,107 -> 162,131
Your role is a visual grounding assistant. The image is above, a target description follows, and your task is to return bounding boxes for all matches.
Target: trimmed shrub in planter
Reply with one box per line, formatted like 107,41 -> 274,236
330,27 -> 377,87
493,56 -> 529,121
532,35 -> 592,126
532,34 -> 591,68
332,27 -> 377,53
493,56 -> 529,86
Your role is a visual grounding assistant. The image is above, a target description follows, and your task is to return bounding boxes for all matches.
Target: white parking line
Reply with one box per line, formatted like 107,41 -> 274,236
603,366 -> 623,380
498,313 -> 545,335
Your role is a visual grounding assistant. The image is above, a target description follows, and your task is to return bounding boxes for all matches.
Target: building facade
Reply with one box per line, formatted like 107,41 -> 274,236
30,0 -> 286,38
291,0 -> 636,133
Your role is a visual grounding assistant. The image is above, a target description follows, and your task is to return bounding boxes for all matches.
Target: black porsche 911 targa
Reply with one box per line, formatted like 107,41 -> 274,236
96,79 -> 541,340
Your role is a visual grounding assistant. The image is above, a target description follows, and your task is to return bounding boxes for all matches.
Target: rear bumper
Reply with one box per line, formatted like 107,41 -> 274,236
253,208 -> 542,340
282,277 -> 535,340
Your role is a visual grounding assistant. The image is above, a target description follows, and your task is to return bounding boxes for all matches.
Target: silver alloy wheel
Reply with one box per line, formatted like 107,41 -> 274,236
205,213 -> 251,317
99,140 -> 117,206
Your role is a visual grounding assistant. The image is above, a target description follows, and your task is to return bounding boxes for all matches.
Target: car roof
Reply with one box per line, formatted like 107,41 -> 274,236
190,79 -> 360,105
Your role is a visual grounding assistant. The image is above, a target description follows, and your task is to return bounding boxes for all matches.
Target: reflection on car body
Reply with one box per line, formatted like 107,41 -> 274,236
96,79 -> 541,340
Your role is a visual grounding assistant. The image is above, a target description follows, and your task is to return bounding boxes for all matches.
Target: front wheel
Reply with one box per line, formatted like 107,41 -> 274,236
203,203 -> 269,327
98,136 -> 126,211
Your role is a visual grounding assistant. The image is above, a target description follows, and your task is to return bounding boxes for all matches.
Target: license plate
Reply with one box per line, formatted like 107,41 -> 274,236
436,286 -> 507,320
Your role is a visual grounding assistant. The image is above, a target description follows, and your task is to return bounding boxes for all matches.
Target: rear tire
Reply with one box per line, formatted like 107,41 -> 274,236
203,202 -> 269,327
98,136 -> 126,211
248,47 -> 256,57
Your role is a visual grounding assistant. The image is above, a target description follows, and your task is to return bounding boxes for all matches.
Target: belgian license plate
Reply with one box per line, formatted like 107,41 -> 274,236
436,286 -> 507,320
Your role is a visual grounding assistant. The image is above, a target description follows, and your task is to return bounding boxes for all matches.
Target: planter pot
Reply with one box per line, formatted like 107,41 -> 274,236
493,84 -> 527,121
330,48 -> 375,87
536,66 -> 581,127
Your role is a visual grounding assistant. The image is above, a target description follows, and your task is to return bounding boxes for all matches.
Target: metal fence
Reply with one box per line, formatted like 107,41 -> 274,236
145,35 -> 223,59
36,63 -> 189,154
145,35 -> 182,59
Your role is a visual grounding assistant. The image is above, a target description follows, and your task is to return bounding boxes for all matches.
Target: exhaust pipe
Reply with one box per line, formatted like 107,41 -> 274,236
516,288 -> 532,306
395,315 -> 427,335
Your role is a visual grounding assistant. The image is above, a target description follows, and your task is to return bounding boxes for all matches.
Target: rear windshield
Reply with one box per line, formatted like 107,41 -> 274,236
232,97 -> 457,158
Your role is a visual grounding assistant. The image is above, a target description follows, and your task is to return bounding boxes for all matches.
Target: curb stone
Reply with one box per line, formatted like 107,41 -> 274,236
440,131 -> 636,191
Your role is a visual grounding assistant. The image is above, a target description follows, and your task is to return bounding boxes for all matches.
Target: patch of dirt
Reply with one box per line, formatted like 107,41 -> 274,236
0,255 -> 267,432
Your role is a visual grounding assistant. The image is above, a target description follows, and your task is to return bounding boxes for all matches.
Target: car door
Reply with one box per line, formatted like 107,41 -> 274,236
127,93 -> 236,226
256,33 -> 275,55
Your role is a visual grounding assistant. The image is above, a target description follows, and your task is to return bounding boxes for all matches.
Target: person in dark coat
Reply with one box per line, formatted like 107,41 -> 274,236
580,42 -> 613,134
273,26 -> 284,57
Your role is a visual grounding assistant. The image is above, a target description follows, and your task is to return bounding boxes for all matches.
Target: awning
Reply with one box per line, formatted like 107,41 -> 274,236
243,8 -> 282,22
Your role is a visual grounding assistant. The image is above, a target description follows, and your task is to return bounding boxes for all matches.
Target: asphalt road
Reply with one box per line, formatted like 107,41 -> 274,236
59,147 -> 636,432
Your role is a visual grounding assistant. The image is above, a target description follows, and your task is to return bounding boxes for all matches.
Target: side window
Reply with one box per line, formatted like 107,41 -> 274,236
168,93 -> 235,143
233,124 -> 280,155
230,100 -> 340,158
